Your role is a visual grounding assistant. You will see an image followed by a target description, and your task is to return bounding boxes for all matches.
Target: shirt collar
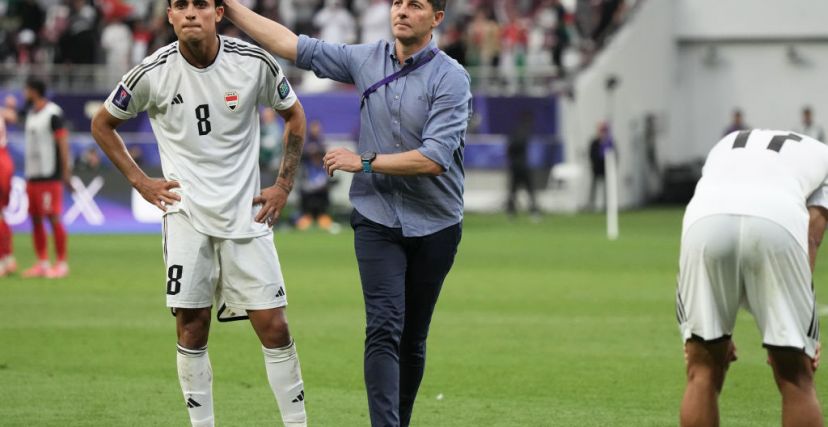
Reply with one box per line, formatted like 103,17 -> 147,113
389,37 -> 438,65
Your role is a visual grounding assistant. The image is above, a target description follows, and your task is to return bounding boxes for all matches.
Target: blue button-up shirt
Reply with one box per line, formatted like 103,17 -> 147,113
297,35 -> 472,237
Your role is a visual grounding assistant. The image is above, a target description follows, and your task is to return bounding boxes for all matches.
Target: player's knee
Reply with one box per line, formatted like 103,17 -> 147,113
176,309 -> 211,348
769,349 -> 814,389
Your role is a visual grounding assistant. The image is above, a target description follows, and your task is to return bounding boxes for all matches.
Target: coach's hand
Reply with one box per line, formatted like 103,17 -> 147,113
253,184 -> 288,227
323,147 -> 361,177
136,177 -> 181,212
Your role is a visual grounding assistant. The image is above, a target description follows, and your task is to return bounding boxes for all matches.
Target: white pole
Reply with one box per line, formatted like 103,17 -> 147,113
605,148 -> 619,240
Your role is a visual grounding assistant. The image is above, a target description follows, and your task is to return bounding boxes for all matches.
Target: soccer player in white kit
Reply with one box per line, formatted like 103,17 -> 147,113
90,0 -> 307,425
678,129 -> 826,426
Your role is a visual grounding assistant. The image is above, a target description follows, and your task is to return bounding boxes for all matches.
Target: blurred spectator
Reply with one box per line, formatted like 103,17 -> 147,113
360,0 -> 391,43
723,109 -> 749,136
797,106 -> 826,142
296,121 -> 335,232
56,0 -> 99,65
466,9 -> 500,83
100,5 -> 133,82
548,0 -> 571,77
130,19 -> 153,67
506,111 -> 539,220
259,107 -> 283,172
440,23 -> 467,65
591,0 -> 624,48
588,121 -> 614,211
499,13 -> 529,93
313,0 -> 357,44
75,146 -> 102,172
292,0 -> 322,37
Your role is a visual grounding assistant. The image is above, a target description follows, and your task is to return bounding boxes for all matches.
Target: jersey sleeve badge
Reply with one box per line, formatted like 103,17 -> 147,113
277,78 -> 291,100
224,91 -> 239,111
112,84 -> 132,111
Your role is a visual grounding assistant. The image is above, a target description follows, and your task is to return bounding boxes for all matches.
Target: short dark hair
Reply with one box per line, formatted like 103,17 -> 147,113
167,0 -> 224,8
25,77 -> 46,97
428,0 -> 446,12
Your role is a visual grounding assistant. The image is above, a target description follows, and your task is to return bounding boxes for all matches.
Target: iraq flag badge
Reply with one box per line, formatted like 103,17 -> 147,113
225,91 -> 239,111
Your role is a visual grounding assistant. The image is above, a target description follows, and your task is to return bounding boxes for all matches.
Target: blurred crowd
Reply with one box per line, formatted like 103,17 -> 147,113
0,0 -> 635,87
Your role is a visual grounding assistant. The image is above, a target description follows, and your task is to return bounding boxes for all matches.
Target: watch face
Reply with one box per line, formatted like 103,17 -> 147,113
361,151 -> 376,162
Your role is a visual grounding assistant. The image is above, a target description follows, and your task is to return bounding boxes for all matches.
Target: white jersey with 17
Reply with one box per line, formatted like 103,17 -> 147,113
104,36 -> 297,238
683,129 -> 828,253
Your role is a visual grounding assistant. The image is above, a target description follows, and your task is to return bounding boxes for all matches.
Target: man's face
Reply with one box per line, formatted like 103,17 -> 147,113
168,0 -> 223,43
390,0 -> 444,44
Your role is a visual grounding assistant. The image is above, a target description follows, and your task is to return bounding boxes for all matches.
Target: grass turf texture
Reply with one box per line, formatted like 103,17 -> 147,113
1,208 -> 827,426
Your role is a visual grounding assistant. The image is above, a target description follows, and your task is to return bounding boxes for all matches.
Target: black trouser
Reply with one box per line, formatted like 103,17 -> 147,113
507,165 -> 538,215
351,210 -> 462,427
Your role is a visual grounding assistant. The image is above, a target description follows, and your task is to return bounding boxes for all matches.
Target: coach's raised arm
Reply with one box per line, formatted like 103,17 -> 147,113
223,0 -> 298,62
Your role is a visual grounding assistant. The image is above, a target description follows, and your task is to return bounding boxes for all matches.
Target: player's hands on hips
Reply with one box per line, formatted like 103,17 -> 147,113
136,177 -> 181,212
253,184 -> 288,227
323,147 -> 361,177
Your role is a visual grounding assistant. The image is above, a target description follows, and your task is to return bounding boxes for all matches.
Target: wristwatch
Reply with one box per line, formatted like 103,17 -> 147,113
361,151 -> 377,173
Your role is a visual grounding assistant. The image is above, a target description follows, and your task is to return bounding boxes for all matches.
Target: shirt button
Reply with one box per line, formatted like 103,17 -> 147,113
394,95 -> 399,100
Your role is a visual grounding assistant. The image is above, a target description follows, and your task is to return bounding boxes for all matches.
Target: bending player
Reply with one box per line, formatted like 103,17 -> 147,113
677,129 -> 825,426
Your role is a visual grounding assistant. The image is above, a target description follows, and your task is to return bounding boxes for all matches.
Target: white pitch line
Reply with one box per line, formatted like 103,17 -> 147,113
818,304 -> 828,317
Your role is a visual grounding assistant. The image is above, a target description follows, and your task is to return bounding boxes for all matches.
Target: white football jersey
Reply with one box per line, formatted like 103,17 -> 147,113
104,36 -> 297,238
683,129 -> 828,252
24,102 -> 65,180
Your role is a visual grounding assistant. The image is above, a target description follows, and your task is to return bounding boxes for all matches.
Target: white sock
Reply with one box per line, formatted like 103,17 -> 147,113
177,344 -> 214,427
263,340 -> 307,426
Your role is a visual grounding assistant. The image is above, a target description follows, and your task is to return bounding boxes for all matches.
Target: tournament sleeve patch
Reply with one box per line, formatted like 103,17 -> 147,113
277,77 -> 291,100
112,84 -> 132,111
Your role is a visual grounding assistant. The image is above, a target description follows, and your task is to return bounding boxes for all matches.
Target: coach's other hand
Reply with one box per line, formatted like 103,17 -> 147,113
253,184 -> 289,227
136,177 -> 181,212
323,147 -> 361,177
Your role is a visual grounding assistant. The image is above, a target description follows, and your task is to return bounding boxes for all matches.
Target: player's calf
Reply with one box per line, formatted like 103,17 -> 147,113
768,347 -> 824,427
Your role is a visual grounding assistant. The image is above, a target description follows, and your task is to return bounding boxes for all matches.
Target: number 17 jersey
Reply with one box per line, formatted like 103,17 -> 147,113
683,129 -> 828,253
104,36 -> 297,238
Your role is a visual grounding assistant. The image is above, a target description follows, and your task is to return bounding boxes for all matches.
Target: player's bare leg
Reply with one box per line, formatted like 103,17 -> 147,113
176,307 -> 214,427
680,338 -> 735,427
768,347 -> 823,427
22,215 -> 49,277
249,307 -> 306,427
45,214 -> 68,278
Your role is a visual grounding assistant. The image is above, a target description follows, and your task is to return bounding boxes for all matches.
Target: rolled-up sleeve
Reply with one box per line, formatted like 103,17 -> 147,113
296,35 -> 356,84
417,68 -> 472,171
808,183 -> 828,210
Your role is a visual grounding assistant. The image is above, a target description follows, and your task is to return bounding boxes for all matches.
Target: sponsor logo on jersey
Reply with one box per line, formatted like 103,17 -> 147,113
112,84 -> 132,111
225,91 -> 239,111
277,77 -> 290,100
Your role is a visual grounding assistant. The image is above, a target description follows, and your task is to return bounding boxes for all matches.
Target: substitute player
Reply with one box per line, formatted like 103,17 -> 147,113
677,129 -> 826,426
90,0 -> 307,425
0,94 -> 18,276
22,78 -> 71,279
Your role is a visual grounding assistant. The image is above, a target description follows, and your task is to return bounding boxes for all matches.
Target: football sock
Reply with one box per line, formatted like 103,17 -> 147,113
262,340 -> 307,426
53,221 -> 67,262
32,219 -> 47,260
177,344 -> 214,427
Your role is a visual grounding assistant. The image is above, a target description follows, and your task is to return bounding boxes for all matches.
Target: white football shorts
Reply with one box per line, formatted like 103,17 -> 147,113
677,214 -> 818,358
162,212 -> 287,312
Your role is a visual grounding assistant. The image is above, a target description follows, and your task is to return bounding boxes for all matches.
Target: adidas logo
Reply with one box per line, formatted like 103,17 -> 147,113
186,397 -> 201,408
291,390 -> 304,403
275,287 -> 285,298
171,94 -> 184,105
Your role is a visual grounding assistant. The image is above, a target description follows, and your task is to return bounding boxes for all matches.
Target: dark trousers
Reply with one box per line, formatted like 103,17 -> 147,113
351,210 -> 462,427
507,166 -> 538,215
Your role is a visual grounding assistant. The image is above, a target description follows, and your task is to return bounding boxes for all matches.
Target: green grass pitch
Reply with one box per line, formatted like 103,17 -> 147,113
1,209 -> 827,426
